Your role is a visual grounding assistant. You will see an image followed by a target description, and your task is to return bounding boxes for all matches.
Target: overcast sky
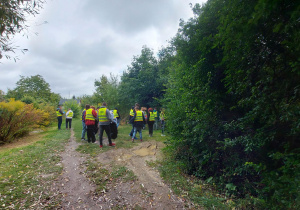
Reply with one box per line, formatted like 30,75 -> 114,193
1,0 -> 206,98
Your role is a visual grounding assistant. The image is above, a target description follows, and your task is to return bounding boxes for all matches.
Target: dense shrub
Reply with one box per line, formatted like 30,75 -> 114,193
163,0 -> 299,208
63,100 -> 81,118
0,99 -> 52,144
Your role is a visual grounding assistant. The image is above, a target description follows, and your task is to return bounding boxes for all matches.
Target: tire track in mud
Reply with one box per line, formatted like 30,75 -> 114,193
55,130 -> 195,209
96,141 -> 194,209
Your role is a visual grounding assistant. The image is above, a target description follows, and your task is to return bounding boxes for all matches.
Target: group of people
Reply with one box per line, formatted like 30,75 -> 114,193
129,104 -> 166,142
81,102 -> 120,148
56,106 -> 74,130
56,102 -> 166,147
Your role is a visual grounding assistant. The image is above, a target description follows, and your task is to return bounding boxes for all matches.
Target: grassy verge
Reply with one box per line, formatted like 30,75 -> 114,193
0,126 -> 70,209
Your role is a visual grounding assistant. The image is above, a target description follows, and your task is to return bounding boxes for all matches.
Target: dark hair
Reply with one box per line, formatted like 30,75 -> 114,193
102,102 -> 107,106
85,104 -> 90,109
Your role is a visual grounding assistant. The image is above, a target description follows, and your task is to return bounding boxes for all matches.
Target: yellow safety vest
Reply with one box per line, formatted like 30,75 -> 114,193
149,112 -> 155,121
56,110 -> 62,117
113,110 -> 119,118
85,109 -> 95,121
129,109 -> 134,116
134,110 -> 143,122
67,111 -> 73,118
99,108 -> 109,122
160,113 -> 166,120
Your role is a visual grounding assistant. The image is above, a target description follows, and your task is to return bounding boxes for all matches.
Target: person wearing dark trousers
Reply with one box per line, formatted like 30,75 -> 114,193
129,106 -> 136,138
56,106 -> 64,130
99,102 -> 115,148
131,104 -> 146,142
147,107 -> 155,137
84,104 -> 97,143
65,108 -> 73,129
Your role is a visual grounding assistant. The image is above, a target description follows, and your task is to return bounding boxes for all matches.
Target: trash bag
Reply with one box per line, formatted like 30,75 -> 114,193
110,121 -> 118,139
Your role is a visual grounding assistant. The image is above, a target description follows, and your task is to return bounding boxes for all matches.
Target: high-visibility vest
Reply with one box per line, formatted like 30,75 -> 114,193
56,110 -> 62,117
85,109 -> 95,121
149,112 -> 155,121
134,110 -> 143,122
82,109 -> 86,114
113,110 -> 119,118
99,108 -> 109,122
67,111 -> 73,118
160,113 -> 166,120
129,109 -> 134,116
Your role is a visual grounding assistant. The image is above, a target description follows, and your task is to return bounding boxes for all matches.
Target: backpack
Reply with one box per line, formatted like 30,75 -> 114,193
110,121 -> 118,139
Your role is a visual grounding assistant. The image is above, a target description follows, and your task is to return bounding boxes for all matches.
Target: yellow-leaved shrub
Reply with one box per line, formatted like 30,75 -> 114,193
0,99 -> 53,144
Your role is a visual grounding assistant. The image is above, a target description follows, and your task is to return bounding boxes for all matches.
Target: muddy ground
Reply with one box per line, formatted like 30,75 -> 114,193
54,129 -> 196,209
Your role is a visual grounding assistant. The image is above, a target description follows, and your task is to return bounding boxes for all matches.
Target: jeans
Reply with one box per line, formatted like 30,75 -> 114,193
133,126 -> 143,140
86,125 -> 96,143
161,120 -> 166,134
148,121 -> 154,135
99,124 -> 112,146
66,118 -> 72,129
129,123 -> 134,136
116,118 -> 121,127
57,116 -> 62,129
154,118 -> 159,130
81,121 -> 86,139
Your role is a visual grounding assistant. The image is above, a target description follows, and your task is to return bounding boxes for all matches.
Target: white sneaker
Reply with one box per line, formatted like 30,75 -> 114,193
161,134 -> 165,136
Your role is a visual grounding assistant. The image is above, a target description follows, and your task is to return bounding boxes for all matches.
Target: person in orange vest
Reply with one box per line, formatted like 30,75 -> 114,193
131,104 -> 146,142
84,104 -> 97,143
147,107 -> 155,137
98,102 -> 116,148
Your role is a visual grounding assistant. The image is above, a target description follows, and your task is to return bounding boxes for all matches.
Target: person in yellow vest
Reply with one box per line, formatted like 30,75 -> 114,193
65,108 -> 73,130
147,107 -> 155,137
81,108 -> 87,141
131,104 -> 146,142
113,107 -> 121,127
84,104 -> 97,143
99,102 -> 116,148
160,108 -> 166,136
56,105 -> 64,130
129,106 -> 136,138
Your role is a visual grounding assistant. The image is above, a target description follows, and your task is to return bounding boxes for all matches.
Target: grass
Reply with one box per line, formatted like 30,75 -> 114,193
0,125 -> 70,209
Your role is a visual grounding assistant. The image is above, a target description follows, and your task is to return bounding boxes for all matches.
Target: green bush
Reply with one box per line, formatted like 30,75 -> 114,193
63,100 -> 81,118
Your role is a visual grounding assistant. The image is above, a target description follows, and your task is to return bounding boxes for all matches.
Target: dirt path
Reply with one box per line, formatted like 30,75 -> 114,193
56,129 -> 100,209
55,129 -> 192,209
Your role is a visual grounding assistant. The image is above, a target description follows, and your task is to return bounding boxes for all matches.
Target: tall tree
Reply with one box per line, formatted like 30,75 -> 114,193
119,46 -> 162,108
94,73 -> 119,109
0,0 -> 45,60
6,74 -> 57,103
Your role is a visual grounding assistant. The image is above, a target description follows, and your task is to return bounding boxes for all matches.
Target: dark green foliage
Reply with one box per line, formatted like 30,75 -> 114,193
163,0 -> 299,208
119,46 -> 164,108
